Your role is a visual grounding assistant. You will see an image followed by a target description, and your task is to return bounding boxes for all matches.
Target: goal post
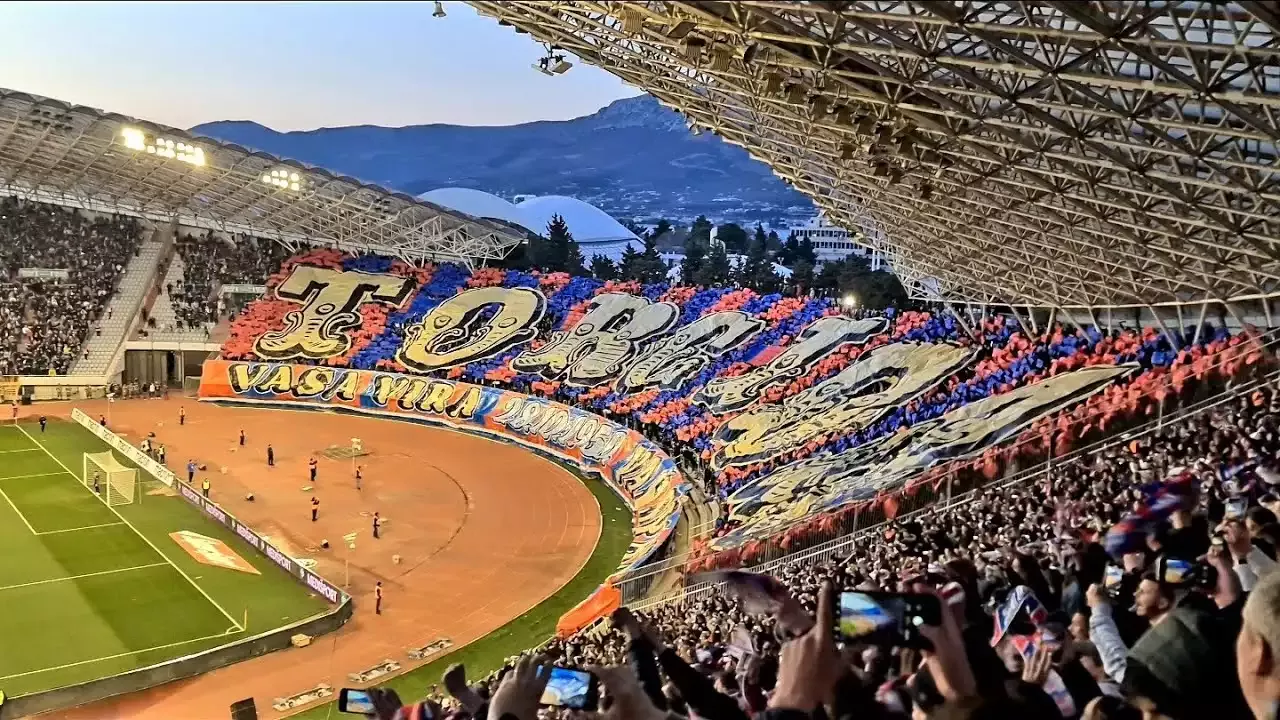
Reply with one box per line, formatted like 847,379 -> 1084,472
83,451 -> 139,506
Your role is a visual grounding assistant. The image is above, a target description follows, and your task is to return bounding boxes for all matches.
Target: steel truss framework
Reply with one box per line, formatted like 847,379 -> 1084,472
0,89 -> 524,266
470,1 -> 1280,309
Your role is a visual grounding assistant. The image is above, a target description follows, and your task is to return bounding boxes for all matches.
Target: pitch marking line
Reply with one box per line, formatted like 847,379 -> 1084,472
14,424 -> 245,632
0,448 -> 38,454
0,562 -> 168,592
0,625 -> 246,681
35,521 -> 125,535
0,471 -> 70,481
0,487 -> 36,534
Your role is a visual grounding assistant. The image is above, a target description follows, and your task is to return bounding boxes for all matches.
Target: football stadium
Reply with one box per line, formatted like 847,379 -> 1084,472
0,2 -> 1279,719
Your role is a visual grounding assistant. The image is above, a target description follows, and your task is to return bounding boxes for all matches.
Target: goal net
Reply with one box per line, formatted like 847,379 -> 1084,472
83,451 -> 138,506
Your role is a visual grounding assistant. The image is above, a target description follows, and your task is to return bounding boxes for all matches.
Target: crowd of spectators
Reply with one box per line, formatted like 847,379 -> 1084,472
164,232 -> 293,330
0,197 -> 142,375
358,383 -> 1280,720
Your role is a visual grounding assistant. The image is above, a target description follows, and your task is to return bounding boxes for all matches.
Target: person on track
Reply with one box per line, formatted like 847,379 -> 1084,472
311,496 -> 320,522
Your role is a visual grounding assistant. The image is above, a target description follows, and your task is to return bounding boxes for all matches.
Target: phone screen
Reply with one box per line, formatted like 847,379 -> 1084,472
1225,498 -> 1248,519
838,592 -> 940,647
1103,565 -> 1124,589
1161,558 -> 1194,585
339,689 -> 375,715
539,667 -> 596,709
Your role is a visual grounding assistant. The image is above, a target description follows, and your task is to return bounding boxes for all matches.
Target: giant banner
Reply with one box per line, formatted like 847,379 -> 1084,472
198,360 -> 689,575
710,363 -> 1134,550
243,266 -> 895,405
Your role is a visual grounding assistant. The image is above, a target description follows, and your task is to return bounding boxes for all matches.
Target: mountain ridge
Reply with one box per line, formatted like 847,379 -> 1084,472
190,95 -> 815,225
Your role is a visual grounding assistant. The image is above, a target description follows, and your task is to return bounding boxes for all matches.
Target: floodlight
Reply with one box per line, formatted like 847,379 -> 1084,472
121,127 -> 146,151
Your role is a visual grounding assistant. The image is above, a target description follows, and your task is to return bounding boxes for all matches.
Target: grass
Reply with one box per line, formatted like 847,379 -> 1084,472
0,418 -> 330,698
291,476 -> 632,720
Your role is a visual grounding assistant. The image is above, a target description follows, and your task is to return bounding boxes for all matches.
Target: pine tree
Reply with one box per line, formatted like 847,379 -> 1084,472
797,236 -> 817,264
740,228 -> 779,292
790,259 -> 815,295
619,244 -> 643,281
589,254 -> 618,281
638,232 -> 666,284
681,236 -> 706,285
696,241 -> 733,287
715,222 -> 747,254
691,215 -> 714,244
542,214 -> 584,273
653,218 -> 673,239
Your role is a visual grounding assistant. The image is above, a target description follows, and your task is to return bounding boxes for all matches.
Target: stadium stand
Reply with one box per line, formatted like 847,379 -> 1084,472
145,232 -> 294,342
0,197 -> 144,376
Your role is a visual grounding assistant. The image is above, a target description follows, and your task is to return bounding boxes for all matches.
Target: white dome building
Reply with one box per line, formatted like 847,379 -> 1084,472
417,188 -> 642,263
515,195 -> 641,262
416,187 -> 536,232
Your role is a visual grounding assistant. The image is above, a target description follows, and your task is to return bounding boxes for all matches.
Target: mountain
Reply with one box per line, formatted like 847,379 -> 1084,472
190,95 -> 815,226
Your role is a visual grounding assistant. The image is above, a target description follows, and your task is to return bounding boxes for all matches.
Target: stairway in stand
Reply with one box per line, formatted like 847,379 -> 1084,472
69,229 -> 167,377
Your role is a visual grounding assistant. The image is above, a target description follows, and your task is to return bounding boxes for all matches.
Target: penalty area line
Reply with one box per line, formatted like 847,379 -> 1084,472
0,562 -> 168,591
0,626 -> 248,681
14,424 -> 245,632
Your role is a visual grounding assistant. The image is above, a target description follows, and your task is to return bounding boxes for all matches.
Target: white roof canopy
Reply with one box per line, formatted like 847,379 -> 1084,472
470,1 -> 1280,310
0,89 -> 525,265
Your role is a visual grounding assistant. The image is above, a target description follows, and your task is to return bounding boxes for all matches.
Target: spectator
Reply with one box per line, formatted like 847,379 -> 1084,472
0,197 -> 141,374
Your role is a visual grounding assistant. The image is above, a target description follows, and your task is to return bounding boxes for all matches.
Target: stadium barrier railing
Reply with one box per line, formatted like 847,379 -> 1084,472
0,411 -> 355,719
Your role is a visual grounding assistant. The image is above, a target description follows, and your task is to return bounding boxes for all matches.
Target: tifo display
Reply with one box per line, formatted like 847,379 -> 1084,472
216,249 -> 1265,570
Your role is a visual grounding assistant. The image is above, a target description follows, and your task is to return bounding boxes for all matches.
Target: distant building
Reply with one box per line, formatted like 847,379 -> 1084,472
417,187 -> 642,262
787,215 -> 887,270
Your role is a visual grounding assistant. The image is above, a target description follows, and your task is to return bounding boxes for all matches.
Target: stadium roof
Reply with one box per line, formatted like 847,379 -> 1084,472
0,88 -> 524,265
469,1 -> 1280,310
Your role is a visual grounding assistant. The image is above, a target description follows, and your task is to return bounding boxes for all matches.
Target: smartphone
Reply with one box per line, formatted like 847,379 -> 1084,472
1103,565 -> 1124,592
338,688 -> 375,715
837,592 -> 942,648
539,666 -> 599,711
1158,557 -> 1194,585
1225,497 -> 1248,519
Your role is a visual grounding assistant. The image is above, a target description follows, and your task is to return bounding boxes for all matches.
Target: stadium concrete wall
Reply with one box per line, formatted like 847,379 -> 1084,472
0,600 -> 352,719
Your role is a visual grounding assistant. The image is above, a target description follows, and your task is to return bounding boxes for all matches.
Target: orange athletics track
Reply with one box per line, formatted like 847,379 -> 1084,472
29,398 -> 601,720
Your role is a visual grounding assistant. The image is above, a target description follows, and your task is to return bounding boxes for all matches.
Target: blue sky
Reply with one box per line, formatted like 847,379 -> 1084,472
0,1 -> 641,131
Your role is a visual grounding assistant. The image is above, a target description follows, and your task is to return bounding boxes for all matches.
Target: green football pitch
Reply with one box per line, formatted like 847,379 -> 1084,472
0,418 -> 330,699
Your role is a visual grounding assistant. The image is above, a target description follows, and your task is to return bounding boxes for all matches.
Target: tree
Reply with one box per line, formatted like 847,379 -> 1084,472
590,254 -> 619,281
639,233 -> 667,284
797,235 -> 817,264
691,215 -> 713,244
790,259 -> 815,295
619,234 -> 666,284
695,241 -> 733,287
812,255 -> 906,309
681,235 -> 706,285
653,218 -> 673,239
534,214 -> 585,274
767,229 -> 782,254
715,222 -> 747,254
776,233 -> 801,266
737,229 -> 780,293
618,244 -> 642,282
